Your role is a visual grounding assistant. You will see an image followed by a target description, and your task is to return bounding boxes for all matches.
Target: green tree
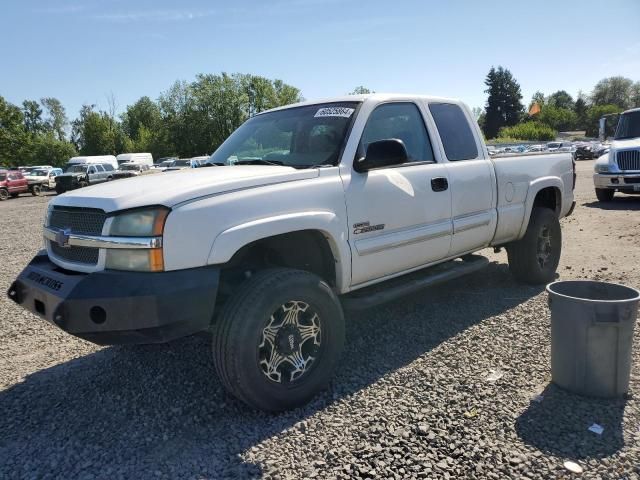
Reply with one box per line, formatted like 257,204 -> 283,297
630,82 -> 640,108
22,134 -> 77,167
22,100 -> 44,135
350,86 -> 373,95
41,97 -> 68,141
497,121 -> 556,141
591,76 -> 635,109
547,90 -> 574,110
574,92 -> 588,130
482,66 -> 524,139
585,104 -> 623,138
537,105 -> 577,131
71,104 -> 122,155
0,96 -> 27,166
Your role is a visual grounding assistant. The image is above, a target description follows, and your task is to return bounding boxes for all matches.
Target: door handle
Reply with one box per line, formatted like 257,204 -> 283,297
430,177 -> 448,192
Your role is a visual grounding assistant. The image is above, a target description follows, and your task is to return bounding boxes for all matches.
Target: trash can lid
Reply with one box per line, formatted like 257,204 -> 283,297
547,280 -> 640,303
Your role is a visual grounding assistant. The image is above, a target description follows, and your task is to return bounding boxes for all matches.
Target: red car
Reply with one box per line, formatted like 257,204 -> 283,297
0,169 -> 29,201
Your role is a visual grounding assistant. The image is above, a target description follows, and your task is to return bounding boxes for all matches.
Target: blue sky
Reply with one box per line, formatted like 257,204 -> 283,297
1,0 -> 639,119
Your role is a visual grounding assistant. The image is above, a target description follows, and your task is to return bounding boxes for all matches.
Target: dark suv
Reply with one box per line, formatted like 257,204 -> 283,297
56,163 -> 115,194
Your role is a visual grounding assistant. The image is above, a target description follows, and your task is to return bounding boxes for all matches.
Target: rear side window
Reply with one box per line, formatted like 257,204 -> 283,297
429,103 -> 478,161
102,164 -> 114,171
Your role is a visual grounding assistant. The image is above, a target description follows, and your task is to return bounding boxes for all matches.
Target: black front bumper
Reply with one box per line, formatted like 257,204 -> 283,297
7,252 -> 219,345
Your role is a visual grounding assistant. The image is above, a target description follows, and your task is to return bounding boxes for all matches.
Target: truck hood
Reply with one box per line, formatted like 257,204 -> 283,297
611,137 -> 640,150
52,165 -> 319,212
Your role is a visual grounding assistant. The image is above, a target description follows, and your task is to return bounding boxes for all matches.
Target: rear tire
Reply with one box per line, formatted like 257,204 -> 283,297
213,268 -> 345,412
78,180 -> 89,188
507,207 -> 561,285
595,188 -> 614,202
0,189 -> 8,201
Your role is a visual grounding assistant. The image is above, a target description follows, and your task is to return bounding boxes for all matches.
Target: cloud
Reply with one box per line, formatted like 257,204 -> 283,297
32,4 -> 87,14
92,9 -> 216,23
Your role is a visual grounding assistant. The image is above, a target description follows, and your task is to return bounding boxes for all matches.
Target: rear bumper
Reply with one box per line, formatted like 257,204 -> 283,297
7,252 -> 219,345
593,173 -> 640,192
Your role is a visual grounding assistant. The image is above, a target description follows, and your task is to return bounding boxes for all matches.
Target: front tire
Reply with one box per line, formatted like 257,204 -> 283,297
595,188 -> 614,202
507,207 -> 561,285
78,180 -> 89,188
213,268 -> 345,411
31,184 -> 42,196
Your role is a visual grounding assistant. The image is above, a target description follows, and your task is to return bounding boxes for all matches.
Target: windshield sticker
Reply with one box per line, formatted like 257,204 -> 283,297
314,107 -> 355,118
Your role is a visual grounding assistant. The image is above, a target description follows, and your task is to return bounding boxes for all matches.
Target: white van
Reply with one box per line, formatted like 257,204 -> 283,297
116,153 -> 153,166
66,155 -> 118,170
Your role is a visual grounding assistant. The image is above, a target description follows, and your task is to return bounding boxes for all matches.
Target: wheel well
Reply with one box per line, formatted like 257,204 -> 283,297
220,230 -> 337,295
533,187 -> 561,216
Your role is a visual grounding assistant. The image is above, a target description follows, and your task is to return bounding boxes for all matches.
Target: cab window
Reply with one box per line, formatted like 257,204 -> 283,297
359,102 -> 434,163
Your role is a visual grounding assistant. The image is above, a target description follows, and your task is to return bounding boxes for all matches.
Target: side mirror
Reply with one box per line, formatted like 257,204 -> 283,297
354,139 -> 408,172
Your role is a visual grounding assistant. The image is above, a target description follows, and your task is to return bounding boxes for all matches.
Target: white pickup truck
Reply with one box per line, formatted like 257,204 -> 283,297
8,94 -> 575,411
593,107 -> 640,201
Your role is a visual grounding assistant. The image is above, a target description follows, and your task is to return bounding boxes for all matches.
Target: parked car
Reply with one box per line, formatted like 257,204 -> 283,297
525,145 -> 544,153
164,159 -> 193,171
8,94 -> 575,411
25,167 -> 63,195
593,107 -> 640,201
116,153 -> 154,167
575,143 -> 597,160
190,156 -> 210,167
112,163 -> 159,180
0,169 -> 29,200
153,159 -> 177,171
64,155 -> 118,171
55,163 -> 115,194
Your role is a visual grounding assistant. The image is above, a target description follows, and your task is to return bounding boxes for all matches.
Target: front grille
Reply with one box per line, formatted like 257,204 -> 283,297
49,206 -> 107,235
56,176 -> 76,188
48,206 -> 106,266
616,150 -> 640,171
50,242 -> 100,265
623,177 -> 640,184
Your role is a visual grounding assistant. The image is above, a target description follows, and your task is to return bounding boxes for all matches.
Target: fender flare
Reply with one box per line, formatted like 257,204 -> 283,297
207,211 -> 350,291
517,176 -> 563,239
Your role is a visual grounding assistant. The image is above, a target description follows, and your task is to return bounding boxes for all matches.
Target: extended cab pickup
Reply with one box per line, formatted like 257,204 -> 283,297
593,107 -> 640,201
8,94 -> 575,411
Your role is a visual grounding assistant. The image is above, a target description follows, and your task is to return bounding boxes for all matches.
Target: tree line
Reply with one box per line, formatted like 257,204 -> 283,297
0,73 -> 301,168
480,68 -> 640,141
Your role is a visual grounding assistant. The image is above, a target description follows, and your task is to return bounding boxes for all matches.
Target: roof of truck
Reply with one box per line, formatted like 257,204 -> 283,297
622,107 -> 640,114
259,93 -> 464,115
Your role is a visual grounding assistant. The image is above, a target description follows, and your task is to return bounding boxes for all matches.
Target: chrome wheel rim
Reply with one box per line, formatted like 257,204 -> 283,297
536,225 -> 553,269
258,300 -> 322,384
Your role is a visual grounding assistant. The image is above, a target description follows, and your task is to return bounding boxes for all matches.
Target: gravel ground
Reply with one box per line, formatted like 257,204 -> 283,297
1,160 -> 639,479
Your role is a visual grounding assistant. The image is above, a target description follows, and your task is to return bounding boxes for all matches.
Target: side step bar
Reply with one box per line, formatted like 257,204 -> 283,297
341,254 -> 489,311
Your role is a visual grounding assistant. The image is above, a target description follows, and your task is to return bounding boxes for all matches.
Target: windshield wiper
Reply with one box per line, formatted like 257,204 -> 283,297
234,159 -> 284,166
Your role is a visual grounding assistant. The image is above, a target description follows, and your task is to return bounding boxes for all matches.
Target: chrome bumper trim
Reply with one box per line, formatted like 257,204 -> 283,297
43,227 -> 162,250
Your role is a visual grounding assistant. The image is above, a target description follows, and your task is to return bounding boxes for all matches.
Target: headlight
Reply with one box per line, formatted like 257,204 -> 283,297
110,207 -> 169,236
595,164 -> 611,173
106,207 -> 169,272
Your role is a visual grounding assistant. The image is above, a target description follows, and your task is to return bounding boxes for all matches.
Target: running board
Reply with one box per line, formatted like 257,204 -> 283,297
341,255 -> 489,311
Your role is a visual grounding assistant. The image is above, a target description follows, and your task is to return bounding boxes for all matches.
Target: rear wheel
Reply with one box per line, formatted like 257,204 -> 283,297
213,268 -> 345,411
507,207 -> 561,285
595,188 -> 614,202
31,184 -> 42,196
78,180 -> 89,188
0,189 -> 8,201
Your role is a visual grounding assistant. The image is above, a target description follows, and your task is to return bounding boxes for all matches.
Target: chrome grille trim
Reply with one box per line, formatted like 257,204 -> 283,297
616,149 -> 640,171
43,227 -> 162,249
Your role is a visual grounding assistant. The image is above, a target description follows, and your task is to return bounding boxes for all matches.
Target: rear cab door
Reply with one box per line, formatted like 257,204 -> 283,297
427,102 -> 497,256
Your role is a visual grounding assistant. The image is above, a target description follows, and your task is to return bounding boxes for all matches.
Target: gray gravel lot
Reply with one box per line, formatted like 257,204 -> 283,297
1,161 -> 639,479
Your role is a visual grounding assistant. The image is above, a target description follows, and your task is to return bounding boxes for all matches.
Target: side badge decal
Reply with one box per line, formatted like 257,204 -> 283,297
353,221 -> 385,235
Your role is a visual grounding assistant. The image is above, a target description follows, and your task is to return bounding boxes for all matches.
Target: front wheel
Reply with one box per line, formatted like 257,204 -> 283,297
595,188 -> 614,202
78,180 -> 89,188
31,184 -> 42,196
213,269 -> 345,411
507,207 -> 561,285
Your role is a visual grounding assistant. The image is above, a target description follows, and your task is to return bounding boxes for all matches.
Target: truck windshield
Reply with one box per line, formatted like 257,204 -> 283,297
615,111 -> 640,140
208,102 -> 359,168
64,165 -> 87,173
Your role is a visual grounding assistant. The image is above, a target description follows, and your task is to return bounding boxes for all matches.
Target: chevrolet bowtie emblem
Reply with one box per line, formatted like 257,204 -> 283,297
55,228 -> 72,248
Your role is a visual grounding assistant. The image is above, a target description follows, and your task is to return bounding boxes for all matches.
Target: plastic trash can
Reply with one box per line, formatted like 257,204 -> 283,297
547,280 -> 640,398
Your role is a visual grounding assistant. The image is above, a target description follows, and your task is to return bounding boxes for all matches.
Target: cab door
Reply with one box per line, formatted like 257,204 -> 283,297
342,102 -> 453,286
